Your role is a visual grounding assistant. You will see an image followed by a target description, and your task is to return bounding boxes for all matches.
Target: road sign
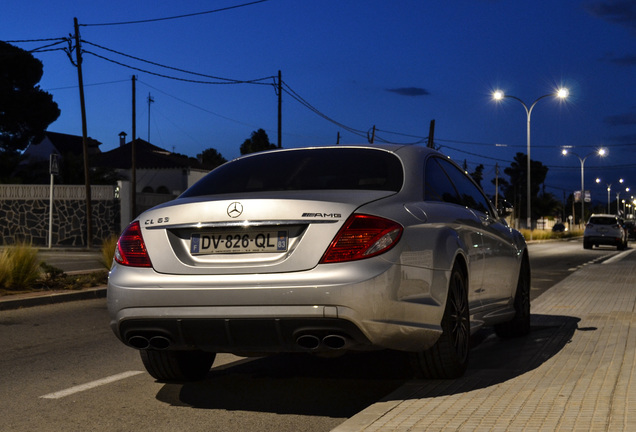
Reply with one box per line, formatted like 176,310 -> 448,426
50,153 -> 60,175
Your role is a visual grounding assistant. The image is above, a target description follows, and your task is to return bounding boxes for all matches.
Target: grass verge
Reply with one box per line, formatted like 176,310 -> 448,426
0,240 -> 113,297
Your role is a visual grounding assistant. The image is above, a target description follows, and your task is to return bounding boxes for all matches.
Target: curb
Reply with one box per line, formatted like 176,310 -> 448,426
0,287 -> 107,311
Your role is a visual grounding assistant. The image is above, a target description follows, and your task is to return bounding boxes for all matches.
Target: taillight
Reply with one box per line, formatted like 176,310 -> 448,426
114,221 -> 152,267
320,214 -> 403,264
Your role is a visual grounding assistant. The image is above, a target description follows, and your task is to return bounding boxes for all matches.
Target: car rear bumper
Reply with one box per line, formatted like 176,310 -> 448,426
107,260 -> 448,354
584,236 -> 623,246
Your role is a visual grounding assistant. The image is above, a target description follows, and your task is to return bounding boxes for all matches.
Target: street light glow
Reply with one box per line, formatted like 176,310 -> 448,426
563,148 -> 606,226
492,87 -> 571,238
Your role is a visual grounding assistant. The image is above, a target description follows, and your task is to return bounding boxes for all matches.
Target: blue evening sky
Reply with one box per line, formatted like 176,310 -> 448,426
3,0 -> 636,201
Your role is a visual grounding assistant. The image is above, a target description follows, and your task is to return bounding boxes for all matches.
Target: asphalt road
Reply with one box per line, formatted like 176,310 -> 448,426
1,240 -> 628,431
0,299 -> 410,432
527,238 -> 623,300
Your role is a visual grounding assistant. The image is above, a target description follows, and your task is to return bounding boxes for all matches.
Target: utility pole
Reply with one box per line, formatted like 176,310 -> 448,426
277,70 -> 282,148
427,119 -> 435,148
73,17 -> 93,248
495,163 -> 499,209
131,75 -> 137,218
147,92 -> 154,143
336,131 -> 340,144
368,125 -> 376,144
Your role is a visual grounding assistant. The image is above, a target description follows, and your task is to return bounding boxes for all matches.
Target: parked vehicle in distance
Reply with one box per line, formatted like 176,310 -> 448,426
552,222 -> 567,232
108,144 -> 530,382
583,214 -> 628,250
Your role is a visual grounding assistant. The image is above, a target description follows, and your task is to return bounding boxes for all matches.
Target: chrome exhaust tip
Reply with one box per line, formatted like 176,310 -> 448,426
323,334 -> 347,349
296,334 -> 321,350
127,335 -> 150,349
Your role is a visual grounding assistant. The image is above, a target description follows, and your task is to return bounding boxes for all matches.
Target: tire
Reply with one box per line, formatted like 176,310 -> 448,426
140,350 -> 216,381
583,239 -> 592,249
411,262 -> 470,379
494,255 -> 531,338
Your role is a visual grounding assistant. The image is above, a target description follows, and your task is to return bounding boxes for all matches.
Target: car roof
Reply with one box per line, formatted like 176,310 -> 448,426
589,214 -> 619,218
230,143 -> 443,158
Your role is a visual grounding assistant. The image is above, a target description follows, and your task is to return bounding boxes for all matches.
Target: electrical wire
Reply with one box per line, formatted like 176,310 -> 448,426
280,81 -> 369,139
4,37 -> 66,43
137,79 -> 263,128
81,40 -> 273,84
80,0 -> 271,27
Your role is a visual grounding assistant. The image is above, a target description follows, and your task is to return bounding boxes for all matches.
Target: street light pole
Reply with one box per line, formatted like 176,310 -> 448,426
493,88 -> 569,239
595,178 -> 624,214
562,148 -> 607,228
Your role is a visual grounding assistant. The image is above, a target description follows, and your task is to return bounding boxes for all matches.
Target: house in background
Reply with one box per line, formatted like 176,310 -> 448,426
22,131 -> 102,163
92,134 -> 213,222
21,131 -> 213,231
19,131 -> 102,183
9,131 -> 214,244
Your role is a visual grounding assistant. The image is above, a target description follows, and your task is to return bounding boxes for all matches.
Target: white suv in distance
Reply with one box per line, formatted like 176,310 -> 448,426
583,214 -> 628,250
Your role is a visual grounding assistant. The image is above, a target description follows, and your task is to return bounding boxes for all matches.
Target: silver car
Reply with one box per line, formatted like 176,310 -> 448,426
583,214 -> 628,250
108,144 -> 530,381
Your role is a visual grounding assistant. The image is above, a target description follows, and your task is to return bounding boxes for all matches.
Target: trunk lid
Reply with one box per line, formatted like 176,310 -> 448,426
140,190 -> 394,275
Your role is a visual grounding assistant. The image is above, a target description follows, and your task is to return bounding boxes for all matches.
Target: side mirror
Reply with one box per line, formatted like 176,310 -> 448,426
497,200 -> 514,218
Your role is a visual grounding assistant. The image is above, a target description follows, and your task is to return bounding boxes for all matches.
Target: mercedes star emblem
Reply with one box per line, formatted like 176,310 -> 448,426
227,202 -> 243,218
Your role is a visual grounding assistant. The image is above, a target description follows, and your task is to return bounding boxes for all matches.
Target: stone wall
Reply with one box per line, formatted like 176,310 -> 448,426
0,185 -> 120,247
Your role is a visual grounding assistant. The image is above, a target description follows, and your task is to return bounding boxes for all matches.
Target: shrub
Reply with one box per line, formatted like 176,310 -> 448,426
100,235 -> 119,269
0,248 -> 11,289
0,242 -> 41,291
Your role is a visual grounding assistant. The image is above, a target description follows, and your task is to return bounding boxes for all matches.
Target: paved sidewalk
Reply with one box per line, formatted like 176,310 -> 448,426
0,286 -> 106,311
334,250 -> 636,432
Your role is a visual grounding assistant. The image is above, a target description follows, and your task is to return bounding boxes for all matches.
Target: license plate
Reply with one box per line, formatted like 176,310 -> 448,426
190,230 -> 288,255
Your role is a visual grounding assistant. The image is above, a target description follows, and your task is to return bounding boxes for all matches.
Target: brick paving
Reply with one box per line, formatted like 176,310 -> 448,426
334,250 -> 636,432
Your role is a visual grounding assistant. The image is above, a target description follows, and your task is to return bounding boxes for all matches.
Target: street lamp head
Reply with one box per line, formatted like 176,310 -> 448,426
556,88 -> 569,99
598,147 -> 608,157
596,178 -> 601,184
492,90 -> 504,100
561,148 -> 568,156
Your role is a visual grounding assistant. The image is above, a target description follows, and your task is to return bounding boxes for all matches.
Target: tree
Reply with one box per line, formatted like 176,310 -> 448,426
197,147 -> 227,169
469,164 -> 484,189
500,152 -> 552,220
0,41 -> 60,153
240,129 -> 276,155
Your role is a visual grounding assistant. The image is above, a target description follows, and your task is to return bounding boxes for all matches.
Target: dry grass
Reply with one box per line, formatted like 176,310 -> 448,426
0,242 -> 42,291
100,235 -> 118,269
519,229 -> 583,241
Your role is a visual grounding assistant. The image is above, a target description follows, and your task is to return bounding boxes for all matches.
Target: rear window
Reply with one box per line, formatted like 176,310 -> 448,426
181,148 -> 403,197
589,217 -> 618,225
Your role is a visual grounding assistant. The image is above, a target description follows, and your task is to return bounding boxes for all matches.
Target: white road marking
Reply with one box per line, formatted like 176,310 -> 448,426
40,371 -> 144,399
603,249 -> 635,264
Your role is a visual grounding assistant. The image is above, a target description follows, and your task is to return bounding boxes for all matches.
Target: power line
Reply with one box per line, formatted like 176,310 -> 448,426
80,0 -> 271,27
280,81 -> 369,139
5,37 -> 66,43
138,79 -> 262,129
45,79 -> 130,91
81,40 -> 274,84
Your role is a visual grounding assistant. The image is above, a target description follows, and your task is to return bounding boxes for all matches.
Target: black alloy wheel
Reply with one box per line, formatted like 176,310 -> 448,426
494,255 -> 531,338
411,262 -> 470,379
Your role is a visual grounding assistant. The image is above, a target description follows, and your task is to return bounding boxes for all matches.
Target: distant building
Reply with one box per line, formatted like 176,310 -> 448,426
92,136 -> 213,220
93,137 -> 211,198
22,131 -> 102,163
